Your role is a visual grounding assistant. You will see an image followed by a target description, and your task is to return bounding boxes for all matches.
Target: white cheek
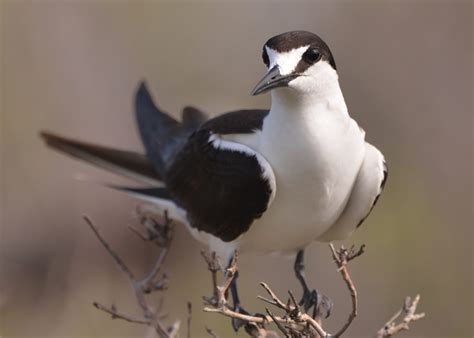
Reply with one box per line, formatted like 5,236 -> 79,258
289,76 -> 318,93
266,46 -> 309,75
289,61 -> 339,93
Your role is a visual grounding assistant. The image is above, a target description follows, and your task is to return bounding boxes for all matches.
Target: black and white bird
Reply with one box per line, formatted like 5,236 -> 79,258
41,31 -> 387,327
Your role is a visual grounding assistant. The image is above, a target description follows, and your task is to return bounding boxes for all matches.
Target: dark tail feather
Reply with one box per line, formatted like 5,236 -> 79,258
40,131 -> 162,185
135,82 -> 182,176
135,82 -> 207,177
182,106 -> 207,133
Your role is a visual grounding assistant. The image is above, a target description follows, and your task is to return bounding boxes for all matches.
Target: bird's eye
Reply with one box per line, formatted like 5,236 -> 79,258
303,48 -> 321,63
262,47 -> 270,67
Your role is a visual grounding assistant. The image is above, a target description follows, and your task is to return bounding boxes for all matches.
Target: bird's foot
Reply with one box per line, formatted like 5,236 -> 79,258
299,288 -> 333,319
231,306 -> 267,332
231,304 -> 251,331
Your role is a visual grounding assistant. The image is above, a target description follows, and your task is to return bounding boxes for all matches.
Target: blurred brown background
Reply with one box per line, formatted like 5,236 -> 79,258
1,1 -> 472,337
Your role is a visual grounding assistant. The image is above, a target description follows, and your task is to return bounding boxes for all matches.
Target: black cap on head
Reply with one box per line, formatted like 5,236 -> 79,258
262,31 -> 337,71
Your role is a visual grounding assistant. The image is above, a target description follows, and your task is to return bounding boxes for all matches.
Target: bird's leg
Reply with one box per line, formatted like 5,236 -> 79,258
230,269 -> 250,330
228,260 -> 250,331
294,249 -> 333,319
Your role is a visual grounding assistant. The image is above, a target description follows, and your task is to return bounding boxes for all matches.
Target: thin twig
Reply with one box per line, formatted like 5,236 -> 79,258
83,216 -> 135,281
259,282 -> 287,309
266,307 -> 290,337
205,327 -> 220,338
187,302 -> 192,338
376,295 -> 425,337
329,243 -> 364,337
84,213 -> 176,338
138,247 -> 169,292
128,225 -> 150,241
166,320 -> 181,338
92,302 -> 150,325
201,250 -> 222,304
201,244 -> 377,337
202,252 -> 330,337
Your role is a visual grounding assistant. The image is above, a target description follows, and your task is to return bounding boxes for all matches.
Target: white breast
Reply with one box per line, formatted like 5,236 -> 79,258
223,91 -> 366,253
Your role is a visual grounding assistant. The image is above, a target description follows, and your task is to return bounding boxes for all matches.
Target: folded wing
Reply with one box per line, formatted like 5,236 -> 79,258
320,143 -> 387,241
165,128 -> 275,242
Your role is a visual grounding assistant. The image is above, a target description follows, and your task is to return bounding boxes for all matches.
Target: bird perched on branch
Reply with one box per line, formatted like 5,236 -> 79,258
41,31 -> 387,330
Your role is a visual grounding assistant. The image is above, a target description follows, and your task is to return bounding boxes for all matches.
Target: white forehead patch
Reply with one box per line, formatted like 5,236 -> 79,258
266,45 -> 309,75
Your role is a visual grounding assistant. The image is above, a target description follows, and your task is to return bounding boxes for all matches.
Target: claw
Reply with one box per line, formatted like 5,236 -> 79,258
318,293 -> 333,319
231,318 -> 246,332
299,289 -> 333,319
294,249 -> 333,319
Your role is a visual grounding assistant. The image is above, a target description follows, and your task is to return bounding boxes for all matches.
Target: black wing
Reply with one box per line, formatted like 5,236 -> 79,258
164,110 -> 273,242
135,82 -> 208,177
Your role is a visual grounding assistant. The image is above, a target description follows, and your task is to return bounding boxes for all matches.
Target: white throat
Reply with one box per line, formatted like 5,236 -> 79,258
260,76 -> 354,185
269,77 -> 349,123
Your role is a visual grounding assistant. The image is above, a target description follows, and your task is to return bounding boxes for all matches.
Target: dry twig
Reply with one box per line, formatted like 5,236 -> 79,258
201,250 -> 330,337
187,302 -> 193,338
205,327 -> 220,338
329,243 -> 365,337
83,211 -> 178,338
376,295 -> 425,337
202,244 -> 424,338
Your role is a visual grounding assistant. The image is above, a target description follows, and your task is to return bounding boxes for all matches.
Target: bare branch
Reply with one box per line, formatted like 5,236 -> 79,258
329,243 -> 364,337
205,327 -> 220,338
166,320 -> 181,338
84,212 -> 177,338
137,247 -> 169,293
265,308 -> 289,337
128,224 -> 152,242
376,295 -> 425,337
202,251 -> 330,338
201,250 -> 222,304
187,302 -> 192,338
259,282 -> 287,309
83,215 -> 135,281
202,243 -> 424,338
92,302 -> 150,325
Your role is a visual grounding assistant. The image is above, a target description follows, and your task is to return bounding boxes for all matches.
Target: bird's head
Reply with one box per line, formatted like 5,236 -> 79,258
251,31 -> 338,97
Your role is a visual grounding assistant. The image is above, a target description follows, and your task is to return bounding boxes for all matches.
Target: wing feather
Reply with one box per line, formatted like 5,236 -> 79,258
164,129 -> 275,242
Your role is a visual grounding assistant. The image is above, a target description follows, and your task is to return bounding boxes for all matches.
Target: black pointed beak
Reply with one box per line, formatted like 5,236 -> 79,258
251,65 -> 298,96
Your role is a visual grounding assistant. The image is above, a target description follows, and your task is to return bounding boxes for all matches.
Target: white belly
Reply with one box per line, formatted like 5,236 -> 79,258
225,108 -> 366,253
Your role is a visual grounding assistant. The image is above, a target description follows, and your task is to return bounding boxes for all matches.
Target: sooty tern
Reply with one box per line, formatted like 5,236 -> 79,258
41,31 -> 387,329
